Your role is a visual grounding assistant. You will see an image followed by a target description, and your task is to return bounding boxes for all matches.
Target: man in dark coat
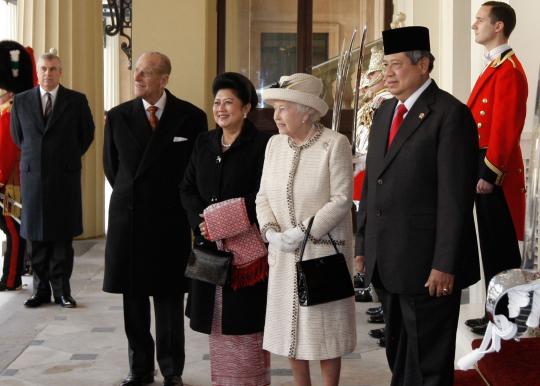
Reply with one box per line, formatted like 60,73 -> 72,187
103,52 -> 207,386
10,51 -> 95,308
354,27 -> 480,386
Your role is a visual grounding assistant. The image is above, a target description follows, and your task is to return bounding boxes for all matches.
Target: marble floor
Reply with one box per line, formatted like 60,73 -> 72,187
0,239 -> 481,386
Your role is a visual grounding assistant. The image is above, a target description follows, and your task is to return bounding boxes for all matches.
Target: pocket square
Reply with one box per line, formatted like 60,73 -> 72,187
173,136 -> 188,142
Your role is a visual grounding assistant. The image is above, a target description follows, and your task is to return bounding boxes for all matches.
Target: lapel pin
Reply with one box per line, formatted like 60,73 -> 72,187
418,112 -> 425,120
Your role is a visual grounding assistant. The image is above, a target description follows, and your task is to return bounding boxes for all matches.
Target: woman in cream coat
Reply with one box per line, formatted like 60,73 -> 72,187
256,73 -> 356,386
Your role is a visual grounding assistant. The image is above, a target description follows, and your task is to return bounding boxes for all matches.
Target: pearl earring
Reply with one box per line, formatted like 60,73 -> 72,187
243,113 -> 247,119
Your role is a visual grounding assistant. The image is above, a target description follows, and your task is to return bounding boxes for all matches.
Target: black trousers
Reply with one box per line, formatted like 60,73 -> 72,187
26,240 -> 74,297
123,294 -> 185,378
0,215 -> 25,288
475,186 -> 522,289
377,285 -> 461,386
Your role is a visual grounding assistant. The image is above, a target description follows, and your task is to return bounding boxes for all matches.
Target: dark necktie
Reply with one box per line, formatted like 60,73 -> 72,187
147,105 -> 158,130
387,104 -> 408,150
44,92 -> 52,120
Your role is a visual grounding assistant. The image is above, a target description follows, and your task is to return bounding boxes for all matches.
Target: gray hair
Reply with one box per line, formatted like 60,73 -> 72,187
139,52 -> 172,75
404,50 -> 435,73
39,53 -> 62,68
295,103 -> 321,123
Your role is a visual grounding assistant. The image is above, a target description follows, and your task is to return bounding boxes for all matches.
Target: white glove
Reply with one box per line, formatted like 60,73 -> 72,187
282,226 -> 304,247
266,229 -> 301,253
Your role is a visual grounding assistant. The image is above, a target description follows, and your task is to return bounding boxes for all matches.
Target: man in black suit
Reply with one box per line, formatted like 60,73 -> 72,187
103,52 -> 206,386
10,51 -> 95,309
355,27 -> 480,386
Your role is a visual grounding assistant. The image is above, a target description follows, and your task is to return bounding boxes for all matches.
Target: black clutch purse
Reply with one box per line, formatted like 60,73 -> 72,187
296,217 -> 355,306
184,246 -> 232,286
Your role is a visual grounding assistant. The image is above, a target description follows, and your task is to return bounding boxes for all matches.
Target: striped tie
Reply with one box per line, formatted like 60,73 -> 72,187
43,92 -> 52,120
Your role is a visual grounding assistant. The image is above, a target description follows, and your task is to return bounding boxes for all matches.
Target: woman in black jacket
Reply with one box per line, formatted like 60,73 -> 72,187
180,72 -> 271,385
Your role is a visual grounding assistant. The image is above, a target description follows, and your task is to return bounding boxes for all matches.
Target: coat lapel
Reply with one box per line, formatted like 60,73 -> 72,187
31,87 -> 46,132
377,82 -> 436,178
45,85 -> 70,131
369,99 -> 396,179
135,91 -> 186,178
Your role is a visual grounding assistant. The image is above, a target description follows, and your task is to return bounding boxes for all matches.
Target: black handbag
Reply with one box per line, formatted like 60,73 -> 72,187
184,246 -> 232,286
296,217 -> 355,306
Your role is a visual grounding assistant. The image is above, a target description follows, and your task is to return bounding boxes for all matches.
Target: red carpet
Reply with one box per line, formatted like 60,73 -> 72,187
455,337 -> 540,386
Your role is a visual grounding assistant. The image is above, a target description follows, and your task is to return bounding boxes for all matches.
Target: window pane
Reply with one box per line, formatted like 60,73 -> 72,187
225,0 -> 298,107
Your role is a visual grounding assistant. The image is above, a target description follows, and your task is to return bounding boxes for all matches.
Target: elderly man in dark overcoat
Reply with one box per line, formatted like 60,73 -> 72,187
103,52 -> 206,386
10,51 -> 95,308
355,27 -> 480,386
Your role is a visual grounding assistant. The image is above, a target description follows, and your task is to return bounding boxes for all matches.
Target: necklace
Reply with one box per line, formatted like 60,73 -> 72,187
221,135 -> 232,148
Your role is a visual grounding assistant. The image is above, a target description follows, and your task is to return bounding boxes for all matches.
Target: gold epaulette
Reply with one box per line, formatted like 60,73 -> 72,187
490,50 -> 516,69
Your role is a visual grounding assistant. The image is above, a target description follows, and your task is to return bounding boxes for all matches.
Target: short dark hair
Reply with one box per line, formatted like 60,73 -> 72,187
482,1 -> 516,38
212,72 -> 258,111
404,50 -> 435,73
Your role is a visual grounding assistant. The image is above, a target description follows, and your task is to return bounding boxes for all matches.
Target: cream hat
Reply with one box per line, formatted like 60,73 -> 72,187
263,73 -> 329,117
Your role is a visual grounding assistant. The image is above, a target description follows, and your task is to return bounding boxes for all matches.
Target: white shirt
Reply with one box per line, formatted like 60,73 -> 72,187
392,78 -> 432,120
142,91 -> 166,120
482,43 -> 511,72
39,85 -> 59,115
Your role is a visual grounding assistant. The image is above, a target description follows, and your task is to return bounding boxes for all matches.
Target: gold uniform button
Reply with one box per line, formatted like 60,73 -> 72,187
478,134 -> 481,139
477,122 -> 482,128
480,110 -> 486,116
517,168 -> 522,173
482,98 -> 488,103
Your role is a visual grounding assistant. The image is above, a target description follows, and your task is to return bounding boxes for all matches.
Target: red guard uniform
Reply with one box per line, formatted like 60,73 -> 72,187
0,98 -> 25,290
467,49 -> 527,289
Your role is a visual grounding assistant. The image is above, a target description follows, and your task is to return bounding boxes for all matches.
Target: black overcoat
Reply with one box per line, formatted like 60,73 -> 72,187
103,90 -> 207,296
10,86 -> 95,241
180,120 -> 270,335
356,81 -> 480,294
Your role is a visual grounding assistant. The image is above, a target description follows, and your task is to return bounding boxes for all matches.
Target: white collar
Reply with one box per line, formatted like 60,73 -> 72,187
142,91 -> 167,113
399,78 -> 432,114
484,43 -> 511,63
39,85 -> 60,98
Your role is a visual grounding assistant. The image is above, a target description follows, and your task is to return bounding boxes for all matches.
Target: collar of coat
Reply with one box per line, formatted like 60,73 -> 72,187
210,119 -> 258,153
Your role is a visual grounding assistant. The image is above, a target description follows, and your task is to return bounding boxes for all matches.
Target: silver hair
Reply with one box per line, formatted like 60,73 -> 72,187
295,103 -> 321,123
403,50 -> 435,73
39,53 -> 62,68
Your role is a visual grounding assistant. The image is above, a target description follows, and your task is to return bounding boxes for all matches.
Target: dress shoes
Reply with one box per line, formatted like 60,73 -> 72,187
119,372 -> 154,386
355,289 -> 373,302
470,324 -> 488,336
368,313 -> 385,324
0,281 -> 22,291
366,305 -> 383,316
465,316 -> 488,328
163,375 -> 184,386
378,337 -> 386,347
369,327 -> 385,339
54,295 -> 77,308
24,294 -> 51,308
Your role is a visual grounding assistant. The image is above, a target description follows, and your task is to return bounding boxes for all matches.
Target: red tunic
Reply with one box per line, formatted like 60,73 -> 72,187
0,100 -> 19,186
467,50 -> 528,240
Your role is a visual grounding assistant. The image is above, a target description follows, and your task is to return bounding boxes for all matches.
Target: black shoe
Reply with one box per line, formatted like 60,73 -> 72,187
119,372 -> 154,386
54,295 -> 77,308
470,324 -> 488,335
369,328 -> 385,339
355,289 -> 373,302
368,313 -> 385,324
24,294 -> 51,308
163,375 -> 183,386
378,337 -> 386,347
465,316 -> 488,328
0,281 -> 22,291
366,305 -> 383,316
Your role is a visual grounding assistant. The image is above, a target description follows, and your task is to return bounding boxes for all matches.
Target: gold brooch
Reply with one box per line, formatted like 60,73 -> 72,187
418,113 -> 425,120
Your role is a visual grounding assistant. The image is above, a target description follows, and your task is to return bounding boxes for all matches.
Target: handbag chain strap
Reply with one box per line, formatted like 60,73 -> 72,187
298,217 -> 340,262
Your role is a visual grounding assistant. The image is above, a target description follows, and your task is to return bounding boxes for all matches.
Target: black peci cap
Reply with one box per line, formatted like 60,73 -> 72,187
382,26 -> 431,55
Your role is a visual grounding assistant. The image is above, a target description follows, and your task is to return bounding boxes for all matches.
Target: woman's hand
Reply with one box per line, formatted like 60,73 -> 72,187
198,214 -> 209,240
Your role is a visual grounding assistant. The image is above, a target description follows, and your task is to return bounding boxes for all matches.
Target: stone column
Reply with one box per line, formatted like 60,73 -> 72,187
17,0 -> 105,238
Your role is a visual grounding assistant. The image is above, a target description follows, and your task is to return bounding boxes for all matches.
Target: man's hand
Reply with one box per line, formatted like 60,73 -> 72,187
424,268 -> 454,297
476,178 -> 494,194
354,255 -> 365,273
